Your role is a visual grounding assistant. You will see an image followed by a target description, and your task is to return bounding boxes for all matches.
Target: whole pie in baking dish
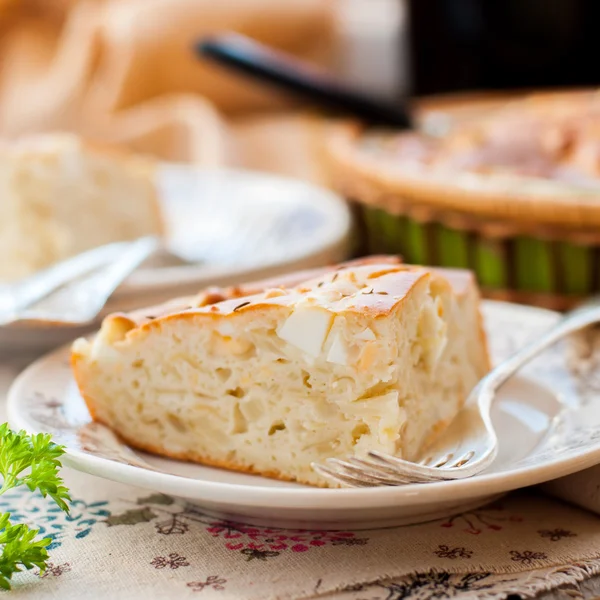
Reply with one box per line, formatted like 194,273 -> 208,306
326,90 -> 600,309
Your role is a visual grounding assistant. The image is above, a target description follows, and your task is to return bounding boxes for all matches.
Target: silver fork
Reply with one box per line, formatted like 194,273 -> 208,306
0,237 -> 159,327
313,297 -> 600,487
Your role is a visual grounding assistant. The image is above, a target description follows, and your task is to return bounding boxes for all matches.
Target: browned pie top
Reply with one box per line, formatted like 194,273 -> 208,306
327,90 -> 600,229
377,91 -> 600,186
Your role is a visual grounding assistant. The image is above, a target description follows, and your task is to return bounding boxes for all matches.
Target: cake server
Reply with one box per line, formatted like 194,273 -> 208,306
0,237 -> 159,327
195,34 -> 458,138
313,297 -> 600,486
195,33 -> 412,129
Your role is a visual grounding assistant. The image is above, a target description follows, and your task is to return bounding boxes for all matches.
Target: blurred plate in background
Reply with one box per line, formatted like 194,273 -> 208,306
1,165 -> 351,355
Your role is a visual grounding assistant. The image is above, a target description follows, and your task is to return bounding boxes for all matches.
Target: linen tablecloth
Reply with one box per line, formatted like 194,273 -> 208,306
3,332 -> 600,600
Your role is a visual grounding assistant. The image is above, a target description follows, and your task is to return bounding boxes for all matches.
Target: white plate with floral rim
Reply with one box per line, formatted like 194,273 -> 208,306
7,300 -> 600,530
0,166 -> 351,354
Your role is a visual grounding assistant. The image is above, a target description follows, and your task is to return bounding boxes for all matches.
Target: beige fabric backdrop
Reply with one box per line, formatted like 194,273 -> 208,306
0,0 -> 336,179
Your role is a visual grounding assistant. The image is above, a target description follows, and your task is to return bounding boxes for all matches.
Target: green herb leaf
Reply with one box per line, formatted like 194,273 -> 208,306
0,424 -> 71,510
0,423 -> 71,589
0,515 -> 51,590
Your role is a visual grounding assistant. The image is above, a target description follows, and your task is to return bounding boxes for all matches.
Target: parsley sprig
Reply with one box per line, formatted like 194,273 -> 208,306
0,423 -> 70,589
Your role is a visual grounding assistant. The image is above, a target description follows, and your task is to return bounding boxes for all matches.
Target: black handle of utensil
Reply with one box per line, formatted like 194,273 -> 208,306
195,33 -> 412,129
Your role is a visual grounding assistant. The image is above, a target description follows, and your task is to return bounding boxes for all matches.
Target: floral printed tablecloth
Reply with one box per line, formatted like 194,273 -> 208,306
4,348 -> 600,600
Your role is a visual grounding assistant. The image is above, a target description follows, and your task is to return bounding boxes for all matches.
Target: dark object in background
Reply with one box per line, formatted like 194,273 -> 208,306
407,0 -> 600,96
197,33 -> 412,128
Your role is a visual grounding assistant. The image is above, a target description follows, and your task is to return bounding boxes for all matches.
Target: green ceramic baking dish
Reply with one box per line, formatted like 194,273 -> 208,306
326,90 -> 600,310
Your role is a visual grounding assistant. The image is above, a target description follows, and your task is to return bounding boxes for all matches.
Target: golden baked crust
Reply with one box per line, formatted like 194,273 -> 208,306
81,260 -> 484,348
75,263 -> 433,350
104,255 -> 404,328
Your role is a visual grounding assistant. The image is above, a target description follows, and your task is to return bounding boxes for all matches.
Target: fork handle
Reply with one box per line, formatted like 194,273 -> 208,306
480,302 -> 600,400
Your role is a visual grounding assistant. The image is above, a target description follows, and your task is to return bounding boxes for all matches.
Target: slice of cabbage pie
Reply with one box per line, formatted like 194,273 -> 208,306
72,258 -> 490,487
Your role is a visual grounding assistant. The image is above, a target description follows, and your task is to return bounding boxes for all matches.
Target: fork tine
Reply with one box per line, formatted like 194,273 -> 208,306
367,451 -> 453,481
373,450 -> 487,480
447,450 -> 475,468
326,458 -> 407,485
427,453 -> 454,468
344,457 -> 428,484
311,463 -> 375,487
313,447 -> 481,487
